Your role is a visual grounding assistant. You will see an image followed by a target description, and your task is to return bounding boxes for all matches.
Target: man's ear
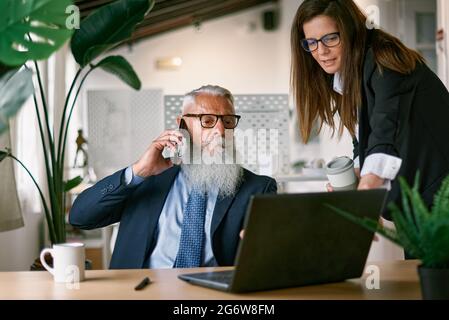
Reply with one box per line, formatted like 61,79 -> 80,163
176,116 -> 181,127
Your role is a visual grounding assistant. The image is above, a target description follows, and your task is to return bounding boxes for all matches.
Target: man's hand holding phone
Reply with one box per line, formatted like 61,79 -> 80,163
132,130 -> 184,178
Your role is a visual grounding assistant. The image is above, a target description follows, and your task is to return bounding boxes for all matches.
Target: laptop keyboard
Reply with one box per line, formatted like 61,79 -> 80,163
190,270 -> 235,284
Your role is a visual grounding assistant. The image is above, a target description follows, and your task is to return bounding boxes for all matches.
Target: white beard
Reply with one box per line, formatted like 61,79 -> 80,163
180,137 -> 243,197
180,163 -> 243,198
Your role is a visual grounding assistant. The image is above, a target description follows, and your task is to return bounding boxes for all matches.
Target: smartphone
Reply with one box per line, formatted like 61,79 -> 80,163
170,119 -> 188,165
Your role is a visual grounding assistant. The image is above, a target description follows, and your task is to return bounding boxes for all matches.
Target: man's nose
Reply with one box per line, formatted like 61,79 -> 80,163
213,117 -> 225,136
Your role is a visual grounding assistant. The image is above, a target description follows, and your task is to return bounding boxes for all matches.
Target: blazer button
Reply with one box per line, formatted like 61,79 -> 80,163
101,188 -> 107,195
108,184 -> 114,191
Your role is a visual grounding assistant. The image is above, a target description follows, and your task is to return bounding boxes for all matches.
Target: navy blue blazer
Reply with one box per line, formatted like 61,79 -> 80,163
69,166 -> 277,269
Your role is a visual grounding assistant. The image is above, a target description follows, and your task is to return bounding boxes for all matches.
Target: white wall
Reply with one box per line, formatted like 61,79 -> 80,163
0,212 -> 43,271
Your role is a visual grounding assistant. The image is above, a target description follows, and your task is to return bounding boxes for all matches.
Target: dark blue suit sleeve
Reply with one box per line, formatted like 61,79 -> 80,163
69,169 -> 140,230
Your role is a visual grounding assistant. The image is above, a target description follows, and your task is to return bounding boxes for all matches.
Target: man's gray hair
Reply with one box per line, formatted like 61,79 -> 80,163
182,85 -> 234,112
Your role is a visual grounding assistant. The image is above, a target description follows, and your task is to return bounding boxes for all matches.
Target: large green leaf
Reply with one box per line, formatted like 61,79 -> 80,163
94,56 -> 141,90
64,175 -> 83,192
0,0 -> 74,66
71,0 -> 154,67
0,69 -> 34,134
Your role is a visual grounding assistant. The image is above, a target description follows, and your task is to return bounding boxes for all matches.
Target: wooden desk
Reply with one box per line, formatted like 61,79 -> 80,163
0,260 -> 421,300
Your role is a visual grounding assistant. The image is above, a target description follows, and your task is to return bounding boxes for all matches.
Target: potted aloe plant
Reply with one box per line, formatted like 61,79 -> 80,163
0,0 -> 154,253
327,173 -> 449,300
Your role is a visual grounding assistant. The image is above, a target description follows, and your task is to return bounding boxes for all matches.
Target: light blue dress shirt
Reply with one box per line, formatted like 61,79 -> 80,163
124,166 -> 218,268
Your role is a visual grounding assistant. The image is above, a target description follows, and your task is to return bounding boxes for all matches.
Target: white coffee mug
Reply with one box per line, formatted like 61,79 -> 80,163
326,156 -> 359,191
40,243 -> 85,283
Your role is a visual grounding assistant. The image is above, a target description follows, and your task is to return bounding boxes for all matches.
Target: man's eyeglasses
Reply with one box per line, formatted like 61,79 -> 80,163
182,114 -> 241,129
301,32 -> 341,53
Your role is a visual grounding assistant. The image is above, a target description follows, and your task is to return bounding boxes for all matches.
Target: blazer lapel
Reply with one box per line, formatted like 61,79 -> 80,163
210,170 -> 250,238
210,194 -> 235,237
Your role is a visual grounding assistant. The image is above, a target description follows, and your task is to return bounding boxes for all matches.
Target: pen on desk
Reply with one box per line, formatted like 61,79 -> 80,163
134,276 -> 151,290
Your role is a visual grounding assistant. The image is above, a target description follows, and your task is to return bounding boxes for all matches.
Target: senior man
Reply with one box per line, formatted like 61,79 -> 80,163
69,85 -> 277,269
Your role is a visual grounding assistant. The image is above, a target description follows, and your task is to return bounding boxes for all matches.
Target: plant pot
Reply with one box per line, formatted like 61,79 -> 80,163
418,265 -> 449,300
30,255 -> 93,271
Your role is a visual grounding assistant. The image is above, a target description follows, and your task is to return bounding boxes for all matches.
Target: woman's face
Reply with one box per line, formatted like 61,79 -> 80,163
303,15 -> 342,74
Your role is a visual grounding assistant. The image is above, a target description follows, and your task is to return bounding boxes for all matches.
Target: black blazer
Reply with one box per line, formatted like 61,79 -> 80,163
69,166 -> 277,269
355,36 -> 449,219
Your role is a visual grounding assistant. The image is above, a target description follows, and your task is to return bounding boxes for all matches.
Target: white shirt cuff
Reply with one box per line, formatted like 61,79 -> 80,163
360,153 -> 402,180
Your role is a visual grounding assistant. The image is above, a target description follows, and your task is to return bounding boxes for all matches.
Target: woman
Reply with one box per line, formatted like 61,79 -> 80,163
291,0 -> 449,219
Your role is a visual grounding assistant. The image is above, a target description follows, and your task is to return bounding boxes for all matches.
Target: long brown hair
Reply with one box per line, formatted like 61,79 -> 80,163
291,0 -> 424,143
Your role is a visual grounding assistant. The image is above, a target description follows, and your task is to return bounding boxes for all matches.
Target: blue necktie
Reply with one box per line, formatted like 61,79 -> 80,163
174,189 -> 207,268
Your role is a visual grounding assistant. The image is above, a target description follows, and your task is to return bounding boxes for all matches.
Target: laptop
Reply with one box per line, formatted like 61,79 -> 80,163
178,189 -> 388,293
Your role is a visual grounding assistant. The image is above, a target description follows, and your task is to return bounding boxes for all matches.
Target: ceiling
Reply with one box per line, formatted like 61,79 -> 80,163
74,0 -> 279,45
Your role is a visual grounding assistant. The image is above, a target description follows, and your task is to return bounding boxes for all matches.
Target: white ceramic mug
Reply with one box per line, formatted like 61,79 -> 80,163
326,156 -> 359,191
40,243 -> 85,283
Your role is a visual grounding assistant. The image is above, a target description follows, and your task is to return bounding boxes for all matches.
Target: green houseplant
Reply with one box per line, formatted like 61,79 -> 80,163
326,173 -> 449,300
0,0 -> 155,245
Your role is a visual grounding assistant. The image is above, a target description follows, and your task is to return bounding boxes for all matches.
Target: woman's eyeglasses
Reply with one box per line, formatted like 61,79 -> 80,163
182,114 -> 241,129
301,32 -> 341,53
